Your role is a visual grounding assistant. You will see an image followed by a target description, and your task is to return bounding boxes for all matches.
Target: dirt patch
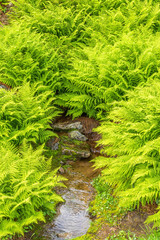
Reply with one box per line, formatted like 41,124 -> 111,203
0,2 -> 13,27
119,203 -> 157,236
94,203 -> 157,239
96,223 -> 118,240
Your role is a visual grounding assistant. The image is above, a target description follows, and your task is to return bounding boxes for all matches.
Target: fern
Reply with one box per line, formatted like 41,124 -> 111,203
93,80 -> 160,226
0,23 -> 64,88
0,0 -> 158,119
0,141 -> 64,238
0,82 -> 60,145
56,28 -> 160,118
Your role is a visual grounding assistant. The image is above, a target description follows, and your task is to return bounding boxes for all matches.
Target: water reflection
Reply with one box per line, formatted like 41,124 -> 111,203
41,160 -> 97,240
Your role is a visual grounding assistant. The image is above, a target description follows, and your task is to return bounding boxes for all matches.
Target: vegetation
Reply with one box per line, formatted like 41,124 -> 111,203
0,83 -> 59,145
0,82 -> 64,237
0,141 -> 64,238
1,0 -> 159,118
0,0 -> 8,13
0,0 -> 160,238
93,80 -> 160,227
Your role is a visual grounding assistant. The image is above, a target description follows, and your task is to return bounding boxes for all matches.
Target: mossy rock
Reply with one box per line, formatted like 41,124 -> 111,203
47,134 -> 91,164
60,135 -> 91,159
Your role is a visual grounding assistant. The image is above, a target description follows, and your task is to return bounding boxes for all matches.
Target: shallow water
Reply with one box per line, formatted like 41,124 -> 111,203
39,160 -> 98,240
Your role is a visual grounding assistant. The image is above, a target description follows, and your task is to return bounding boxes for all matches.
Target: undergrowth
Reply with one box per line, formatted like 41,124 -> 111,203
0,83 -> 62,237
0,140 -> 65,238
1,0 -> 159,118
0,0 -> 160,237
0,82 -> 59,145
93,80 -> 160,227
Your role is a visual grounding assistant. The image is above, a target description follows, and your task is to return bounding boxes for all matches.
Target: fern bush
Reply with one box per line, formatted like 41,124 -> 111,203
56,29 -> 160,118
0,23 -> 64,89
0,82 -> 59,145
54,0 -> 160,118
11,1 -> 91,43
2,0 -> 159,119
93,80 -> 160,227
0,141 -> 64,238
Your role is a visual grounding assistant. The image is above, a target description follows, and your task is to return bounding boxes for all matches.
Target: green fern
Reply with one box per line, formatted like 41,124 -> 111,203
93,80 -> 160,226
0,141 -> 65,238
0,23 -> 64,88
0,82 -> 60,145
1,0 -> 158,119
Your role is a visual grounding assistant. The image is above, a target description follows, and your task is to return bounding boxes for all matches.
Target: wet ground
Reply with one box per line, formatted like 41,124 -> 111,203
31,159 -> 99,240
11,116 -> 157,240
33,117 -> 156,240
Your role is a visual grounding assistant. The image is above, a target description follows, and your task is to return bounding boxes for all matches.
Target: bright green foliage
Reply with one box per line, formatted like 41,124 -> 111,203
94,80 -> 160,226
12,1 -> 91,43
0,0 -> 8,13
0,141 -> 64,238
0,0 -> 160,235
54,0 -> 160,118
57,30 -> 160,118
0,82 -> 63,237
0,24 -> 64,88
89,176 -> 118,223
139,229 -> 160,240
0,82 -> 59,145
3,0 -> 159,118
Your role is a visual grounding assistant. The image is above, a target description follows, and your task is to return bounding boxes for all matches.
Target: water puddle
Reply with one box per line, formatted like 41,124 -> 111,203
38,159 -> 98,240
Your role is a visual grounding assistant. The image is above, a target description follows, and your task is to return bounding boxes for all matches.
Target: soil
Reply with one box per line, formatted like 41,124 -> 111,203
0,2 -> 13,27
95,204 -> 157,239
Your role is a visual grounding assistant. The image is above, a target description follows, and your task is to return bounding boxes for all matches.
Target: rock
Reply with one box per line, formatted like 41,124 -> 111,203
58,167 -> 65,174
47,137 -> 59,150
8,2 -> 14,8
68,130 -> 88,141
57,232 -> 72,238
53,122 -> 83,131
0,84 -> 8,90
60,161 -> 65,165
61,146 -> 91,159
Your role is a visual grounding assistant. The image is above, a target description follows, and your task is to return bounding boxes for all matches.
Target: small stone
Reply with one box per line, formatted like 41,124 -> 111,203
8,2 -> 14,7
68,130 -> 88,141
0,84 -> 8,90
53,122 -> 83,131
61,146 -> 91,159
60,161 -> 65,165
52,142 -> 59,150
47,137 -> 59,150
57,232 -> 72,238
58,167 -> 65,174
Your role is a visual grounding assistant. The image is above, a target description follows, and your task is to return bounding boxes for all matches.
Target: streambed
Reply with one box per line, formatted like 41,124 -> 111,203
35,159 -> 98,240
20,116 -> 152,240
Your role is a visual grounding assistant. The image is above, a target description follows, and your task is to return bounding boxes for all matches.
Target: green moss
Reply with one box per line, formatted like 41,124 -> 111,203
72,176 -> 134,240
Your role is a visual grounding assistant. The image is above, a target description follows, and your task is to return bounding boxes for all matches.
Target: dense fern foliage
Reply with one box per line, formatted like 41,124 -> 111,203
0,82 -> 63,237
0,83 -> 59,145
93,80 -> 160,227
0,141 -> 64,238
0,0 -> 158,118
0,24 -> 65,88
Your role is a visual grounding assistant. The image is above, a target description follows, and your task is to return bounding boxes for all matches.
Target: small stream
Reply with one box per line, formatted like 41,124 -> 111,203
37,159 -> 97,240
